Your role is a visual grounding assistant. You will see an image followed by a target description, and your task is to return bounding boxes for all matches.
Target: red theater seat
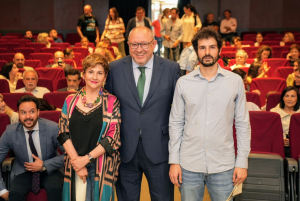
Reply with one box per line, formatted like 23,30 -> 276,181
43,92 -> 74,109
228,59 -> 254,66
26,43 -> 46,53
0,80 -> 10,93
0,60 -> 7,69
66,33 -> 81,45
35,68 -> 65,91
275,67 -> 294,79
220,51 -> 236,58
221,46 -> 236,52
263,58 -> 289,77
24,60 -> 42,69
289,113 -> 300,160
285,41 -> 300,46
266,93 -> 281,111
30,53 -> 53,67
13,48 -> 35,60
16,78 -> 53,92
47,59 -> 75,66
264,34 -> 283,41
12,39 -> 31,48
0,43 -> 19,53
72,47 -> 89,59
41,47 -> 61,54
6,33 -> 23,39
242,34 -> 257,41
260,41 -> 280,46
0,114 -> 10,135
74,42 -> 95,48
1,93 -> 32,111
51,43 -> 71,50
73,52 -> 82,66
1,36 -> 19,41
250,78 -> 286,106
0,53 -> 15,62
270,46 -> 289,58
246,92 -> 261,108
242,41 -> 254,46
39,111 -> 61,124
281,51 -> 289,58
0,48 -> 7,53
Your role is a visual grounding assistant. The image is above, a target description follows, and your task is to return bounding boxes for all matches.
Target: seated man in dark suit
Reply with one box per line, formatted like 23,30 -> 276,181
0,95 -> 64,201
125,7 -> 151,39
57,69 -> 82,92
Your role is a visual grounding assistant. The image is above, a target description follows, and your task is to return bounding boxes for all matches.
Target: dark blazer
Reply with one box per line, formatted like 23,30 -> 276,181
57,86 -> 82,92
106,55 -> 181,164
0,118 -> 64,190
126,17 -> 151,39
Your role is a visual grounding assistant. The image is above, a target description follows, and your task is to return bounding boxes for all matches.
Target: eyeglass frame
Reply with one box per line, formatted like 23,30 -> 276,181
128,39 -> 155,49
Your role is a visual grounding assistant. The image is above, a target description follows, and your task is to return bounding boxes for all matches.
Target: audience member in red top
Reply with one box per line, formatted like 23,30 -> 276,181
152,14 -> 162,56
280,32 -> 295,46
24,30 -> 35,42
254,45 -> 273,63
254,32 -> 263,47
286,44 -> 300,66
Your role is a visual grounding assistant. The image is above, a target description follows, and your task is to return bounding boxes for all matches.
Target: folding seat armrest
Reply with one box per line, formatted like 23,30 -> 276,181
2,157 -> 15,172
285,157 -> 298,172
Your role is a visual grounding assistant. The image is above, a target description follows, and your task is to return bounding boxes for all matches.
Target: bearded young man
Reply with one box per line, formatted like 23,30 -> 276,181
168,29 -> 251,201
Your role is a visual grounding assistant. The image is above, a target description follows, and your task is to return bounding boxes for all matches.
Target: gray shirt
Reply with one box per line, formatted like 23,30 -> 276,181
169,66 -> 251,174
14,86 -> 50,98
160,18 -> 184,48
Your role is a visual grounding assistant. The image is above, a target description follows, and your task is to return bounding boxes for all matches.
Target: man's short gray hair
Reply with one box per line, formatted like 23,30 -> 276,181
236,50 -> 248,59
23,69 -> 38,80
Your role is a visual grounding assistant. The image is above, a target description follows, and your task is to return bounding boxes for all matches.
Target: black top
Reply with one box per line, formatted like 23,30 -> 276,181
289,60 -> 296,67
77,15 -> 99,42
69,103 -> 103,156
202,21 -> 219,28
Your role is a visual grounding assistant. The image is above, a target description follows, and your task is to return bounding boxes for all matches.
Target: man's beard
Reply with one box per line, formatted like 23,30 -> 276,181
16,63 -> 24,68
199,54 -> 219,67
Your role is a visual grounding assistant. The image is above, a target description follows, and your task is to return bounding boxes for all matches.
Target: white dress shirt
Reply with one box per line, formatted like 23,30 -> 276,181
220,18 -> 237,33
23,122 -> 43,162
132,55 -> 154,105
14,86 -> 50,98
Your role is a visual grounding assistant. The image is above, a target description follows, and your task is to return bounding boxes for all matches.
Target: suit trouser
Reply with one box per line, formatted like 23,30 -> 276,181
116,138 -> 174,201
9,170 -> 63,201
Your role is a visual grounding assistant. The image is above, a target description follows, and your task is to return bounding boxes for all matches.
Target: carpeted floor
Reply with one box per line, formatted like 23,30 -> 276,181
115,174 -> 211,201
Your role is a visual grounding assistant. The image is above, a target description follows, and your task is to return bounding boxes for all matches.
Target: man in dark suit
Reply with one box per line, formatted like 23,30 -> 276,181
0,95 -> 64,201
126,7 -> 151,40
106,27 -> 181,201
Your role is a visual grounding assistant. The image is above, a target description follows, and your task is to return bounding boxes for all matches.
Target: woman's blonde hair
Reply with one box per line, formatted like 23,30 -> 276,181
284,32 -> 295,42
37,32 -> 49,44
0,94 -> 14,117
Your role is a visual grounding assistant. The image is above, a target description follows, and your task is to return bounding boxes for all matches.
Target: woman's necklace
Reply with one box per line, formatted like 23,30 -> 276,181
80,87 -> 102,108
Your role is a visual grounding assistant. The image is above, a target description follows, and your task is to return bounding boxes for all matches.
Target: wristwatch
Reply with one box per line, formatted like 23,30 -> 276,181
88,153 -> 95,163
41,163 -> 47,172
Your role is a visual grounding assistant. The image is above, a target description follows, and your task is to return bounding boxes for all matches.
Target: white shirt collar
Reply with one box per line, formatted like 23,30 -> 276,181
132,54 -> 154,69
23,121 -> 39,134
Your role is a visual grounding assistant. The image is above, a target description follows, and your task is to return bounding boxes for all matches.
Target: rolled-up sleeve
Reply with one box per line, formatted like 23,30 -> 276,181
234,78 -> 251,169
169,80 -> 185,164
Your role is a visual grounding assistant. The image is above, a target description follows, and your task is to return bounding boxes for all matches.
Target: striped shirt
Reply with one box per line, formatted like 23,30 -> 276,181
104,17 -> 125,43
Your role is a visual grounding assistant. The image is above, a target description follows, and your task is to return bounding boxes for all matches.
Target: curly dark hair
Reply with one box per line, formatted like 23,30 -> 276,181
279,86 -> 300,111
0,62 -> 14,80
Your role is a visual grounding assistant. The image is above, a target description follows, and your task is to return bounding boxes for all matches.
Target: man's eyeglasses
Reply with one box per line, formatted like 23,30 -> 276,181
129,39 -> 154,49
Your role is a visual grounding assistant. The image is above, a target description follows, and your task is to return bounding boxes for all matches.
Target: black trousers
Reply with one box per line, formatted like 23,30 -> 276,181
116,138 -> 174,201
9,170 -> 63,201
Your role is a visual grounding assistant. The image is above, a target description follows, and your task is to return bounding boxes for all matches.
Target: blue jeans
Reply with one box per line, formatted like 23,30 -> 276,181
180,168 -> 234,201
155,36 -> 162,56
85,161 -> 96,201
164,46 -> 180,62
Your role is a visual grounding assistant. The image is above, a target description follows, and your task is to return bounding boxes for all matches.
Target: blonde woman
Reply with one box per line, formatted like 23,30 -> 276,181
0,94 -> 19,123
280,32 -> 295,46
37,32 -> 51,48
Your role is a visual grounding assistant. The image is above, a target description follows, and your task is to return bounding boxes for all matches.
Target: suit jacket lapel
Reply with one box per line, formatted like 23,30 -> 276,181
122,57 -> 142,107
38,118 -> 47,160
16,124 -> 29,162
143,55 -> 163,108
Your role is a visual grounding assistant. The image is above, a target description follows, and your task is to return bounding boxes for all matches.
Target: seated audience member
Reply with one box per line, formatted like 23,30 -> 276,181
261,91 -> 278,111
230,50 -> 250,70
46,51 -> 74,72
247,61 -> 270,91
38,98 -> 58,111
63,48 -> 77,68
24,31 -> 35,42
94,47 -> 115,62
49,29 -> 63,43
57,69 -> 82,92
101,38 -> 123,59
232,36 -> 249,50
178,44 -> 198,76
37,32 -> 51,48
0,94 -> 19,123
254,45 -> 273,63
280,32 -> 295,46
289,67 -> 300,90
13,53 -> 34,71
270,86 -> 300,157
254,32 -> 263,47
220,9 -> 237,43
287,59 -> 300,86
0,95 -> 64,201
80,37 -> 94,53
0,62 -> 20,92
286,44 -> 300,66
14,70 -> 50,98
202,13 -> 219,32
